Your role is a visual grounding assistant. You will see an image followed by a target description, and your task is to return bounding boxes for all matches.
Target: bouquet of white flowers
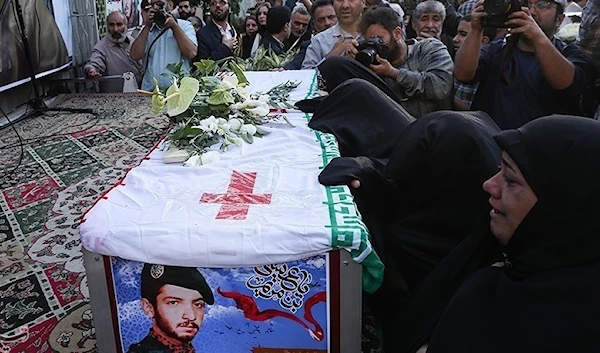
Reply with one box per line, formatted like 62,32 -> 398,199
140,61 -> 299,166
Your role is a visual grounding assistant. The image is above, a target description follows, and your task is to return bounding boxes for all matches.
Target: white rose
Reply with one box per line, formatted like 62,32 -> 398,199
240,124 -> 257,136
183,155 -> 201,167
216,117 -> 227,125
200,151 -> 221,164
243,100 -> 270,117
228,118 -> 243,131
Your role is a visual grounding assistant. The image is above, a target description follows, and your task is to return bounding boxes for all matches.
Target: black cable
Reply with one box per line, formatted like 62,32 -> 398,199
0,110 -> 102,150
0,106 -> 25,178
140,27 -> 169,87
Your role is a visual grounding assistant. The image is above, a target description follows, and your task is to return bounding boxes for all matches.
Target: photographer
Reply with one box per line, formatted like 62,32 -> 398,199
319,6 -> 454,118
131,0 -> 197,91
454,0 -> 594,129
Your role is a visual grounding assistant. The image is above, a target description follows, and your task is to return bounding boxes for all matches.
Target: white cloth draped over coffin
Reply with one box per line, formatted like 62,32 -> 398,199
79,70 -> 383,291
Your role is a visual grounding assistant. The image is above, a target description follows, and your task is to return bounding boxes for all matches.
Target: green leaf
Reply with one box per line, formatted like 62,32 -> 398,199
229,61 -> 249,86
255,126 -> 271,136
166,77 -> 200,117
193,60 -> 218,76
166,61 -> 183,76
207,90 -> 235,106
151,94 -> 164,115
241,132 -> 254,144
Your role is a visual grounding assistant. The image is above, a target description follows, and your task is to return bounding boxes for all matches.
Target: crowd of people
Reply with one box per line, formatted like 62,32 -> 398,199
81,0 -> 600,351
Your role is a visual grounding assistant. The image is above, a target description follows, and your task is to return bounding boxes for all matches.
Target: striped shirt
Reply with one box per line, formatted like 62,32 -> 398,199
384,38 -> 454,118
454,80 -> 479,108
458,0 -> 477,16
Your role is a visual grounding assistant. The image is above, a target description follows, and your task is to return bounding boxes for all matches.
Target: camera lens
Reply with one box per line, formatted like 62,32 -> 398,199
483,0 -> 512,15
356,47 -> 377,67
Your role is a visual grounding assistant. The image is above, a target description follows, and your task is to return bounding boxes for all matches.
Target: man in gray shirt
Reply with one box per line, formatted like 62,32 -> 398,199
301,0 -> 365,68
319,6 -> 453,118
85,11 -> 143,92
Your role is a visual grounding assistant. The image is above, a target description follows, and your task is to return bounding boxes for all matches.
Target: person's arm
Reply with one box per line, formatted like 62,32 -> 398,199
371,40 -> 454,100
577,0 -> 600,69
196,28 -> 233,60
84,43 -> 106,79
506,8 -> 574,90
131,25 -> 151,60
165,17 -> 197,59
395,41 -> 454,99
302,0 -> 312,11
454,0 -> 485,82
302,37 -> 323,69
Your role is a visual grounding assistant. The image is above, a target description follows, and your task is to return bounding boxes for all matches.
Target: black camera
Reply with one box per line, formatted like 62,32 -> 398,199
153,2 -> 168,27
355,36 -> 389,67
481,0 -> 523,28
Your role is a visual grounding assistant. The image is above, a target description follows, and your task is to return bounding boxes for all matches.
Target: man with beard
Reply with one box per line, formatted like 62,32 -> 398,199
174,0 -> 196,20
85,11 -> 143,92
301,0 -> 365,68
455,0 -> 595,128
318,6 -> 454,118
196,0 -> 240,60
127,264 -> 214,353
283,5 -> 312,51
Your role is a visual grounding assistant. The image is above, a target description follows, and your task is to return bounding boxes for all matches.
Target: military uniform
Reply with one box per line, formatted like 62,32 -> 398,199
127,264 -> 215,353
127,329 -> 195,353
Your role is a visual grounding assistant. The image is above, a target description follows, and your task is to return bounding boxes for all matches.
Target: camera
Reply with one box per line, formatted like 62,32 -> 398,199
355,36 -> 389,67
153,2 -> 168,27
481,0 -> 523,28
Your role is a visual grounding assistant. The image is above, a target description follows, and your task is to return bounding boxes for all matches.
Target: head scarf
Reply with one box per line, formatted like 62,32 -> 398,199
384,110 -> 502,289
426,115 -> 600,353
315,105 -> 504,350
495,115 -> 600,277
308,78 -> 415,159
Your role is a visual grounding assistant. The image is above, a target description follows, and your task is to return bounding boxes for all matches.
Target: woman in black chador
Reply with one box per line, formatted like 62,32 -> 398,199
309,79 -> 503,349
423,116 -> 600,353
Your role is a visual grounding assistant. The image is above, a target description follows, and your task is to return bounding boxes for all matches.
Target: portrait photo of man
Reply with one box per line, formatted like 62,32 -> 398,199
127,264 -> 214,353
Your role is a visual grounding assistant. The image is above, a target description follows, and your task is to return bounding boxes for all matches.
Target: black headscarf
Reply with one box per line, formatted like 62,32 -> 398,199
383,110 -> 502,290
313,85 -> 503,348
426,115 -> 600,353
496,116 -> 600,276
308,78 -> 415,159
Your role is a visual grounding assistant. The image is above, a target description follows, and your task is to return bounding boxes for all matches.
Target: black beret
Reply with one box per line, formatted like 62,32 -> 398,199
141,264 -> 214,305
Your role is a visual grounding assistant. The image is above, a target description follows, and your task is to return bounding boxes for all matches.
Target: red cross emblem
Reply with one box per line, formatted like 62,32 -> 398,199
200,170 -> 272,220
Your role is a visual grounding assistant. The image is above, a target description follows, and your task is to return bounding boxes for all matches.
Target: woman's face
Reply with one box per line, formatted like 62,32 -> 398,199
483,152 -> 538,245
246,18 -> 258,35
257,6 -> 269,25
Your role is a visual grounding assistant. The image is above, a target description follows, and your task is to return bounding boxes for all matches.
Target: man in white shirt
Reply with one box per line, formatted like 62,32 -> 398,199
301,0 -> 365,68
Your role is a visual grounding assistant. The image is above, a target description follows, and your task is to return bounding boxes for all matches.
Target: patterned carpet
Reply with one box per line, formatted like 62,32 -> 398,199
0,93 -> 169,353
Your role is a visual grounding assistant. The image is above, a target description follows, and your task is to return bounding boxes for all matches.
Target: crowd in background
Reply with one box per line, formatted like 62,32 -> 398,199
81,0 -> 600,351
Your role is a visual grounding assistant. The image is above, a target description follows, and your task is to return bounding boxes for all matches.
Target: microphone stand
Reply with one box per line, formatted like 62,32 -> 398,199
12,0 -> 94,118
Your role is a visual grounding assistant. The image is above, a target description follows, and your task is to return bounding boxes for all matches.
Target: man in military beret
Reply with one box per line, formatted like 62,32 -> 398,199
127,264 -> 214,353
